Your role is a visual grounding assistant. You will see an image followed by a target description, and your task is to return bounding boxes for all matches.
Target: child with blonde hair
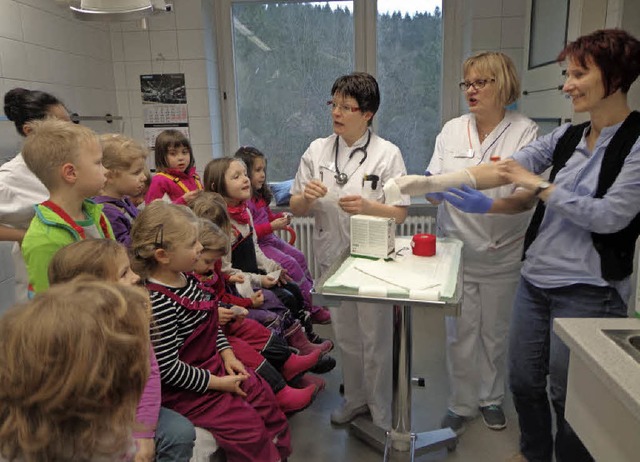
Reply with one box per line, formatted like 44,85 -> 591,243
145,130 -> 203,205
21,119 -> 113,294
93,134 -> 149,246
235,146 -> 331,325
188,191 -> 335,375
48,239 -> 198,462
130,201 -> 291,462
0,279 -> 150,462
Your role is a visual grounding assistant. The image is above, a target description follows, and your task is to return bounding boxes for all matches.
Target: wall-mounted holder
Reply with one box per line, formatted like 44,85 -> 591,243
522,85 -> 564,96
70,113 -> 123,124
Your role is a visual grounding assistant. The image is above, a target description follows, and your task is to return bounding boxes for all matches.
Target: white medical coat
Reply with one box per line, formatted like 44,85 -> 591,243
0,153 -> 48,302
291,130 -> 410,272
428,111 -> 538,282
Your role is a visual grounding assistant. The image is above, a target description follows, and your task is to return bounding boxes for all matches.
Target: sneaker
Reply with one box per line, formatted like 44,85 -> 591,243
480,405 -> 507,430
440,410 -> 467,436
330,403 -> 369,425
311,307 -> 332,324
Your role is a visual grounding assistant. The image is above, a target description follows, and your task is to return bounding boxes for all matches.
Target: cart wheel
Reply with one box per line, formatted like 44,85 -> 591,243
447,440 -> 458,452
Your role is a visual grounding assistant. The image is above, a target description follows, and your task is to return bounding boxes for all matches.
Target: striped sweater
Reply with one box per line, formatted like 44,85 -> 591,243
147,274 -> 230,393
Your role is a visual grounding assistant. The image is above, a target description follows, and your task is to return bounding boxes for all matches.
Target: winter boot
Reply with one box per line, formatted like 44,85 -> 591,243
310,355 -> 336,374
306,331 -> 334,354
275,384 -> 318,414
292,373 -> 326,392
281,350 -> 322,382
311,306 -> 332,324
284,321 -> 329,356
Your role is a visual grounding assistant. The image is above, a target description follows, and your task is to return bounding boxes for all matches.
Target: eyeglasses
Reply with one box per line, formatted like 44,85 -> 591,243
326,100 -> 360,113
458,78 -> 496,91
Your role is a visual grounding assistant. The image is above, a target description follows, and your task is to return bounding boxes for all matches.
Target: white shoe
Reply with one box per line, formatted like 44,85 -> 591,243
330,403 -> 369,425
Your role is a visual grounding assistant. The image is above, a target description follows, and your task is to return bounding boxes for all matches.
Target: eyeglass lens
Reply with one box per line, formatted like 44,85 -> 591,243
326,101 -> 359,113
458,79 -> 494,91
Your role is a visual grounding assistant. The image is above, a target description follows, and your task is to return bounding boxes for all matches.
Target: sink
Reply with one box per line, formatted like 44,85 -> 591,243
602,329 -> 640,363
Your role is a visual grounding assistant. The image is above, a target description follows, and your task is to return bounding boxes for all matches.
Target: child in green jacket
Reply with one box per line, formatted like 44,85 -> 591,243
21,119 -> 113,294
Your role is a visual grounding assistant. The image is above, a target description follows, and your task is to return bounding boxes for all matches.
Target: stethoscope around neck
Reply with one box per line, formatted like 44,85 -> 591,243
333,129 -> 372,185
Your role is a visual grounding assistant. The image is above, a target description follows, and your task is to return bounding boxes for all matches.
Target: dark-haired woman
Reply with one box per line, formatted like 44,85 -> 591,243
387,29 -> 640,462
0,88 -> 70,302
290,72 -> 410,430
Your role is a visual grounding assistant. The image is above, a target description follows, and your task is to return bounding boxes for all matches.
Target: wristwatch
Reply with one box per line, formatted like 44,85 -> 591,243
534,180 -> 552,197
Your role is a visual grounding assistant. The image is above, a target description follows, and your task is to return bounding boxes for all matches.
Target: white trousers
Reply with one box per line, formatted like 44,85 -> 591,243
330,300 -> 393,429
445,278 -> 518,416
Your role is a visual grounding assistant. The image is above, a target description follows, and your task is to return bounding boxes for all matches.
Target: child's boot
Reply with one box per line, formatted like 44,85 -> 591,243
282,350 -> 322,382
292,373 -> 326,392
306,330 -> 334,354
284,321 -> 329,355
275,384 -> 317,414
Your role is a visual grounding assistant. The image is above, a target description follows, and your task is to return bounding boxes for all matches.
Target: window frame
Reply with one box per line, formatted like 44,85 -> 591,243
213,0 -> 462,159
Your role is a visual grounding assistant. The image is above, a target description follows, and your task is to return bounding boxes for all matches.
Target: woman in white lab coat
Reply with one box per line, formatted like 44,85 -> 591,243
290,72 -> 410,429
426,52 -> 538,435
0,88 -> 71,302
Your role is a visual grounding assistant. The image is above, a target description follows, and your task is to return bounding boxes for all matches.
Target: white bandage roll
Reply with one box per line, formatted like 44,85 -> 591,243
409,288 -> 440,301
358,285 -> 388,298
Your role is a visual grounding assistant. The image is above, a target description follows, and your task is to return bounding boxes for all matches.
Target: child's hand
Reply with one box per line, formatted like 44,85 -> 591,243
134,438 -> 155,462
270,216 -> 289,231
182,190 -> 200,204
217,307 -> 235,325
224,356 -> 249,377
251,290 -> 264,307
283,212 -> 293,225
277,269 -> 291,285
229,273 -> 245,284
209,374 -> 248,397
261,275 -> 277,288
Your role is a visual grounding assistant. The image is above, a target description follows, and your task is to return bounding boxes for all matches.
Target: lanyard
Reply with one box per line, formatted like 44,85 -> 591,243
41,200 -> 112,240
333,130 -> 371,185
467,119 -> 511,165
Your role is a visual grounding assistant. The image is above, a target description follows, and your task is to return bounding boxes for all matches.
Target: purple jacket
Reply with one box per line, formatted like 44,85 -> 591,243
92,196 -> 139,247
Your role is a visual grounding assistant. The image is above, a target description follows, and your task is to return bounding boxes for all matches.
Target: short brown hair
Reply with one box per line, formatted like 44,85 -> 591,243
48,239 -> 129,285
22,119 -> 98,189
154,129 -> 194,172
462,51 -> 521,106
0,279 -> 150,461
557,28 -> 640,96
130,201 -> 199,278
100,133 -> 148,172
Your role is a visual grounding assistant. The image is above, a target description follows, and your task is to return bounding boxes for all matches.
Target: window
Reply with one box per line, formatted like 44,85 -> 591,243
216,0 -> 444,180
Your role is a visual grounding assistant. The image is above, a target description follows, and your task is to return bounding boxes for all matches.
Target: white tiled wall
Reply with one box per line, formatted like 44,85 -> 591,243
111,0 -> 223,173
0,0 -> 121,310
468,0 -> 528,81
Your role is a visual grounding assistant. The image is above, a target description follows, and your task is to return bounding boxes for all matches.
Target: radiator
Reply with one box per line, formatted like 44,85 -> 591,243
276,214 -> 436,279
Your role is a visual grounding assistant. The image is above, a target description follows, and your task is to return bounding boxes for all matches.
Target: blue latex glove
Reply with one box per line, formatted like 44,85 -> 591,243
442,185 -> 493,214
423,170 -> 445,202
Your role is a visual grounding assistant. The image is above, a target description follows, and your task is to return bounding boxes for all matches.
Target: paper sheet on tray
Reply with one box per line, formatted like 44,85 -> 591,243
323,237 -> 462,300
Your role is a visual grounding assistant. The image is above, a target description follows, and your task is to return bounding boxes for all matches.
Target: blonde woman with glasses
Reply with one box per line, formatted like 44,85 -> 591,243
426,52 -> 538,436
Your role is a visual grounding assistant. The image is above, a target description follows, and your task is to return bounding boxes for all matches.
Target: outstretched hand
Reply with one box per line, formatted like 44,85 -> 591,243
442,185 -> 493,214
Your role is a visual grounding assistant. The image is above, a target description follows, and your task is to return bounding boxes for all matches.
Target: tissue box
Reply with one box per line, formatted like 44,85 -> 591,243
350,215 -> 395,259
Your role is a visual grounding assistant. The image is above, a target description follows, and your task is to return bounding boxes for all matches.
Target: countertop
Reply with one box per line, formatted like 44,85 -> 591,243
554,317 -> 640,422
